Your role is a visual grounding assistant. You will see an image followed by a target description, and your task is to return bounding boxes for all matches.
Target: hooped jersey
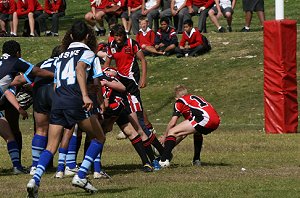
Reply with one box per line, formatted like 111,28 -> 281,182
107,38 -> 141,78
52,42 -> 103,110
0,53 -> 33,97
34,57 -> 57,87
173,94 -> 220,129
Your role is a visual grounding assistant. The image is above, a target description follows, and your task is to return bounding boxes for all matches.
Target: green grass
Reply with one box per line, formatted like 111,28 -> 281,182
0,0 -> 300,197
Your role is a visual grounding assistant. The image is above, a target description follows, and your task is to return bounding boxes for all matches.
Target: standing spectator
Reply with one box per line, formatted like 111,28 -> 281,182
159,85 -> 220,168
175,19 -> 208,58
241,0 -> 265,32
136,16 -> 164,56
154,17 -> 178,56
85,0 -> 108,36
122,0 -> 142,35
0,0 -> 18,37
37,0 -> 66,37
160,0 -> 187,34
208,0 -> 236,32
16,0 -> 43,37
181,0 -> 214,33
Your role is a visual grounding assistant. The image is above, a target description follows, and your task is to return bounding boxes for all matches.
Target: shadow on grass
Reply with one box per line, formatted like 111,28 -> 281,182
53,187 -> 136,197
169,161 -> 232,168
104,164 -> 144,176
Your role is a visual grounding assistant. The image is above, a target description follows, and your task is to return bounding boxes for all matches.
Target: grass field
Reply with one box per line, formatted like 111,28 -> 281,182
0,0 -> 300,197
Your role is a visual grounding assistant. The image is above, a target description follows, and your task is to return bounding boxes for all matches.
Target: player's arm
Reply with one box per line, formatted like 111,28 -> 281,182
31,67 -> 54,79
4,89 -> 28,120
231,0 -> 236,10
76,61 -> 93,111
160,116 -> 179,143
101,79 -> 126,93
10,74 -> 27,86
136,50 -> 147,88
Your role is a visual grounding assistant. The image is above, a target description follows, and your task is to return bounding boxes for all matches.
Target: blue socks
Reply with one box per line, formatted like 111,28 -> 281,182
78,140 -> 103,179
31,134 -> 47,167
7,140 -> 22,168
66,134 -> 77,169
57,148 -> 68,172
33,150 -> 53,186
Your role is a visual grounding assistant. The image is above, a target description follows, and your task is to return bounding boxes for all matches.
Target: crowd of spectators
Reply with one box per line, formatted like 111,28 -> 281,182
0,0 -> 265,37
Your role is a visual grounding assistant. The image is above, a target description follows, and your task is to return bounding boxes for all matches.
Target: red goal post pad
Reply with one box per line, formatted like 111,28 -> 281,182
264,20 -> 298,134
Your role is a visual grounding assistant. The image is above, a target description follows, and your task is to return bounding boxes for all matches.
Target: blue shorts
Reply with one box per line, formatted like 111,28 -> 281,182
50,108 -> 93,129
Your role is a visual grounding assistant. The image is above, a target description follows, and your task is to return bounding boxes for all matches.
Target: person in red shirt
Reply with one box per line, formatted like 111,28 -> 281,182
121,0 -> 142,35
181,0 -> 214,33
16,0 -> 43,37
85,0 -> 109,36
175,19 -> 207,57
36,0 -> 66,36
136,16 -> 164,56
0,0 -> 18,36
159,85 -> 220,167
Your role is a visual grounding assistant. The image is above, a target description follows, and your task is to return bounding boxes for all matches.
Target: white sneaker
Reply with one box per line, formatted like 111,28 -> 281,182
72,174 -> 97,193
54,171 -> 64,178
159,160 -> 170,168
13,166 -> 28,174
93,171 -> 111,179
116,131 -> 127,140
192,160 -> 201,166
30,167 -> 36,175
64,166 -> 79,176
27,179 -> 39,198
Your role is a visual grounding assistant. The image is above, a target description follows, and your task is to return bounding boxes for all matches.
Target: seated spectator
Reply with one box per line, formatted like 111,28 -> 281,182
0,0 -> 18,37
136,16 -> 164,56
85,0 -> 108,36
154,17 -> 178,56
105,0 -> 125,17
175,19 -> 208,58
181,0 -> 214,33
123,0 -> 142,35
16,0 -> 43,37
37,0 -> 66,36
160,0 -> 187,34
208,0 -> 235,32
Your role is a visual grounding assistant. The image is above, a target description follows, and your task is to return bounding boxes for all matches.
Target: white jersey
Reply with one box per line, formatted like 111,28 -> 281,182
145,0 -> 158,10
219,0 -> 232,8
174,0 -> 185,9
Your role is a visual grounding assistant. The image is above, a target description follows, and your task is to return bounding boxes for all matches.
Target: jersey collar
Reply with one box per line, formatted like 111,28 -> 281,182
68,42 -> 91,50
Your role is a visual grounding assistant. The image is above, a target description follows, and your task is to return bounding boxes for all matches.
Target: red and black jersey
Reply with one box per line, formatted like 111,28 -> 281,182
179,28 -> 203,48
17,0 -> 43,16
107,38 -> 141,78
173,94 -> 220,129
154,26 -> 178,46
43,0 -> 65,14
136,28 -> 155,48
0,0 -> 16,14
90,0 -> 108,9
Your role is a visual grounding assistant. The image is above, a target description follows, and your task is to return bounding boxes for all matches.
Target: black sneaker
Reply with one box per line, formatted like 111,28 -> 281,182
176,53 -> 184,58
218,26 -> 226,33
45,31 -> 52,36
142,163 -> 154,172
241,27 -> 250,32
227,26 -> 232,32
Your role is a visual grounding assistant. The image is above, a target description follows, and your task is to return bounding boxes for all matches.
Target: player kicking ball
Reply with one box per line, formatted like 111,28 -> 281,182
159,85 -> 220,167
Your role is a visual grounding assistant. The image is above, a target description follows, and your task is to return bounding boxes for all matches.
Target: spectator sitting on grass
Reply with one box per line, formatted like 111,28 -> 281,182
175,19 -> 208,58
136,16 -> 164,56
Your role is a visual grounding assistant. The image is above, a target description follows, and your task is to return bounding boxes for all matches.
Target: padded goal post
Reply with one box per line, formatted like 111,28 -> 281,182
264,20 -> 298,133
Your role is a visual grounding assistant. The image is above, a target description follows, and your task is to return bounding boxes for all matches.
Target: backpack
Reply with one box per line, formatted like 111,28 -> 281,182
202,34 -> 211,52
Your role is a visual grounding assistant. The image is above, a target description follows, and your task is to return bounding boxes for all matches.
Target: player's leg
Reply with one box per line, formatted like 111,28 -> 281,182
0,117 -> 25,174
192,133 -> 203,166
31,112 -> 49,175
65,126 -> 79,176
160,120 -> 196,166
208,7 -> 221,30
28,12 -> 35,36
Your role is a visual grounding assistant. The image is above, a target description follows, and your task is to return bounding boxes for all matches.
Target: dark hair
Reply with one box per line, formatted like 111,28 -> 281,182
183,19 -> 193,27
111,24 -> 126,38
160,17 -> 170,25
2,40 -> 21,57
108,17 -> 117,27
61,21 -> 97,52
51,45 -> 63,58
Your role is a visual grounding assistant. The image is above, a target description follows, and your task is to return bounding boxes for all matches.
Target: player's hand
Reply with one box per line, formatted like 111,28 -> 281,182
198,6 -> 205,13
82,95 -> 93,111
139,79 -> 147,88
188,7 -> 194,14
159,135 -> 166,145
18,107 -> 28,120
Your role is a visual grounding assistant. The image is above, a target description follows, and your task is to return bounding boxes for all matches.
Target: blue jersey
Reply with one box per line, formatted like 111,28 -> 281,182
34,57 -> 57,87
0,53 -> 34,97
52,42 -> 103,110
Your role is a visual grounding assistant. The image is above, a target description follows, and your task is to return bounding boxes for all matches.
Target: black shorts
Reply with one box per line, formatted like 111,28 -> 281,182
118,75 -> 140,96
0,13 -> 12,22
50,108 -> 92,129
116,110 -> 130,127
33,84 -> 53,114
243,0 -> 264,12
